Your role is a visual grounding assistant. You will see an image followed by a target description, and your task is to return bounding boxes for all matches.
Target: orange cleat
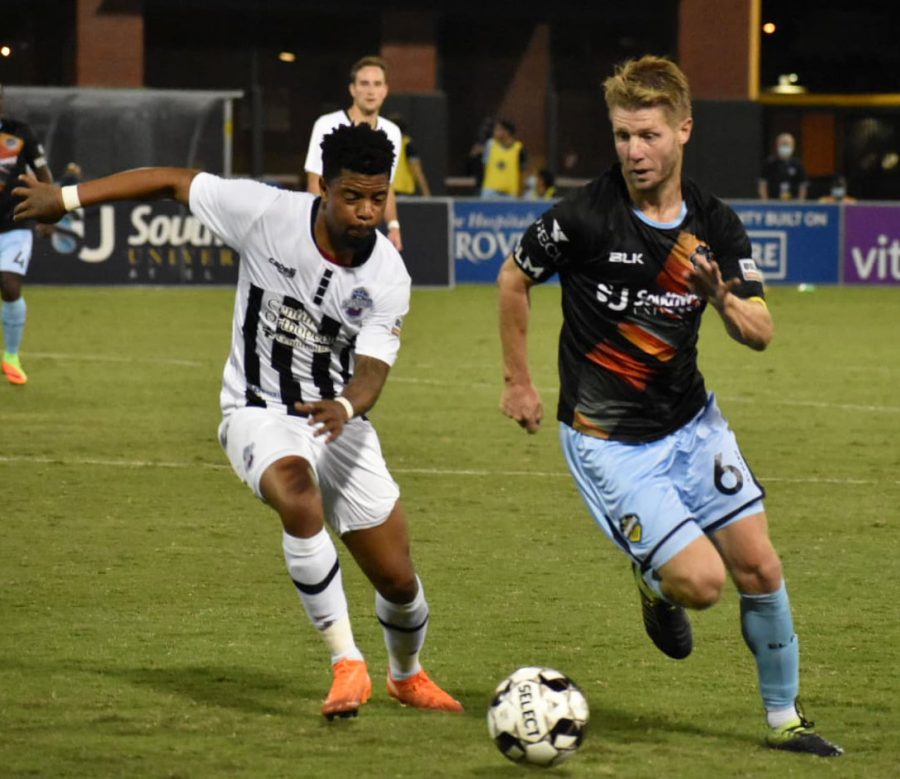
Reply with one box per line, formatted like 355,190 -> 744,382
322,658 -> 372,720
2,355 -> 27,385
386,669 -> 463,712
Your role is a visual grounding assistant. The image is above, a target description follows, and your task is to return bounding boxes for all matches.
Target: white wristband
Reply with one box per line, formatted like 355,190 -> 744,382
61,185 -> 82,212
387,219 -> 400,231
334,396 -> 354,420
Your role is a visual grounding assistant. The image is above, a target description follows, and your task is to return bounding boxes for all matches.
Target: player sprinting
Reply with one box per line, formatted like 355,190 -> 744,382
497,55 -> 842,757
0,83 -> 54,385
304,56 -> 404,251
14,124 -> 462,719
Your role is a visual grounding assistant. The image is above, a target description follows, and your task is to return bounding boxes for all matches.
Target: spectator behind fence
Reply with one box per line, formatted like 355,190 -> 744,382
388,114 -> 431,197
818,175 -> 857,203
758,132 -> 808,201
480,119 -> 527,198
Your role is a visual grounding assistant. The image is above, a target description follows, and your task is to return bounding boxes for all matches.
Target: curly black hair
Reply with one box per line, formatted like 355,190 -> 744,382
321,123 -> 395,183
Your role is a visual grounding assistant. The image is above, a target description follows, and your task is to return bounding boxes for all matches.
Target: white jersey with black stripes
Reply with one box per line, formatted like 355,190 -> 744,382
188,172 -> 410,416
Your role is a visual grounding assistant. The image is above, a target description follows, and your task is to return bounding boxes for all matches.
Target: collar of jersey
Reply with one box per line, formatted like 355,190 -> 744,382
631,200 -> 687,229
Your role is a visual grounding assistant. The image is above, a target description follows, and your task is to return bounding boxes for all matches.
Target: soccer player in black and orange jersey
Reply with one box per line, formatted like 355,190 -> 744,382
497,55 -> 842,757
0,83 -> 54,385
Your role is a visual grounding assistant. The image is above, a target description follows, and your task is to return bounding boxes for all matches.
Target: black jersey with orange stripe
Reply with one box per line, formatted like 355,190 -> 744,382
514,164 -> 765,443
0,117 -> 47,233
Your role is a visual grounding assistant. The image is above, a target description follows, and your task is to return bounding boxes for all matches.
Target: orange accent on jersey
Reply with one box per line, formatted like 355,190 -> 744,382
573,410 -> 610,439
618,322 -> 677,362
0,133 -> 25,160
586,341 -> 655,391
657,231 -> 708,294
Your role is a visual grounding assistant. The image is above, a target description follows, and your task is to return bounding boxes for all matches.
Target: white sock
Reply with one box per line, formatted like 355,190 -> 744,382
767,704 -> 799,729
376,576 -> 429,680
282,529 -> 362,663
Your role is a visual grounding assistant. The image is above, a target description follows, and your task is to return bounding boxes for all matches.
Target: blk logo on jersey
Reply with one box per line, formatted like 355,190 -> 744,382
609,251 -> 644,264
342,287 -> 373,322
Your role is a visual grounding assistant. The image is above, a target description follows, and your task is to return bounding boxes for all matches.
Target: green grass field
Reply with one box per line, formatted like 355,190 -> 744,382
2,284 -> 898,778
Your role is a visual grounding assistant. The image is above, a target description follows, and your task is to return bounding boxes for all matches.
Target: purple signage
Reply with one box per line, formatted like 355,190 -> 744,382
843,204 -> 900,285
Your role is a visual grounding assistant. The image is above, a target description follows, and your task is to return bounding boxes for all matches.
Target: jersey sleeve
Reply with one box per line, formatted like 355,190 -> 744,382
513,198 -> 582,284
304,117 -> 328,176
188,172 -> 279,249
20,123 -> 48,171
711,204 -> 766,300
354,268 -> 411,367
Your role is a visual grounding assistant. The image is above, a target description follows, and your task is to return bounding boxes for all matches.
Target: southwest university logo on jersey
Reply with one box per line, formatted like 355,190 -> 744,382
342,287 -> 373,322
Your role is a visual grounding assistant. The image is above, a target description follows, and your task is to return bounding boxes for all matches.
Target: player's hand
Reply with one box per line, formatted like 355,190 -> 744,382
295,399 -> 351,443
387,225 -> 403,251
500,382 -> 543,434
684,251 -> 739,310
12,174 -> 66,225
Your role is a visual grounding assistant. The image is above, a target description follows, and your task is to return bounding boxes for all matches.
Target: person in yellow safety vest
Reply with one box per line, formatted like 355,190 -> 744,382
389,115 -> 431,197
480,119 -> 527,198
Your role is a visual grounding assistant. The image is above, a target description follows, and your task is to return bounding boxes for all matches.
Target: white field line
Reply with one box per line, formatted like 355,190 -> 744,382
0,455 -> 896,486
16,355 -> 899,413
391,376 -> 900,414
28,351 -> 205,368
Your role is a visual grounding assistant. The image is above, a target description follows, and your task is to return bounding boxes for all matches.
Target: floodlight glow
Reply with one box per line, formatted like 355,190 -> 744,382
762,22 -> 776,34
278,51 -> 296,63
0,45 -> 11,57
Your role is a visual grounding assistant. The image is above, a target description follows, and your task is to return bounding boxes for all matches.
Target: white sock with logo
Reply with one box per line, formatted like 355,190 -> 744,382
376,576 -> 429,680
282,529 -> 363,663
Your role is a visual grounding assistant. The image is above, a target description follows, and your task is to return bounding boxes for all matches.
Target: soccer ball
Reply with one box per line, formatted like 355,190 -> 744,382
487,666 -> 589,767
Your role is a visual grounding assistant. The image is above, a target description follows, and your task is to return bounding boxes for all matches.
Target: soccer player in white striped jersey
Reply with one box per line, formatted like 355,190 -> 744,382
13,123 -> 462,720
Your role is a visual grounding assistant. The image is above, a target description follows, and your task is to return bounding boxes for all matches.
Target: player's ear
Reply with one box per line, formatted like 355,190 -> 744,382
679,116 -> 693,144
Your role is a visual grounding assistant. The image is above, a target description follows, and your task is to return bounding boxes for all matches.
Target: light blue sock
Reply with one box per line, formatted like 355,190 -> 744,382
740,581 -> 800,711
2,297 -> 27,355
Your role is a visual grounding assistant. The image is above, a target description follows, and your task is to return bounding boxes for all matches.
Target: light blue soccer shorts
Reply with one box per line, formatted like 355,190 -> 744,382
0,229 -> 33,275
560,393 -> 765,572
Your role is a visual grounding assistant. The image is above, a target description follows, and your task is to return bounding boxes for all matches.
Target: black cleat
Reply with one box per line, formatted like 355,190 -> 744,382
632,562 -> 692,659
766,700 -> 844,757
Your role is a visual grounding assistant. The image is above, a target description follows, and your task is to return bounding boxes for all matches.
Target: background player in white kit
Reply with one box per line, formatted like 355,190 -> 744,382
304,56 -> 404,251
14,123 -> 462,719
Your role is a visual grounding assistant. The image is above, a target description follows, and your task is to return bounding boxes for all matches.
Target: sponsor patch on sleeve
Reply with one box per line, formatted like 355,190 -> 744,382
739,258 -> 763,282
391,316 -> 404,336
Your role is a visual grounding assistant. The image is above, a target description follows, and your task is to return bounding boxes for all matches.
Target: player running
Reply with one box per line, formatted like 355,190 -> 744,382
0,83 -> 54,385
497,55 -> 842,757
14,123 -> 462,720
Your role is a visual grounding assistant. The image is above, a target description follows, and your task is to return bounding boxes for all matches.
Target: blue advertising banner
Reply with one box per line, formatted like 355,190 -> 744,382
729,202 -> 841,284
453,199 -> 548,283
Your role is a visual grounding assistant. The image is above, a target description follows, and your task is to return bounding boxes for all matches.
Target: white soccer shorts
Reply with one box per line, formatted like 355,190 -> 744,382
218,406 -> 400,535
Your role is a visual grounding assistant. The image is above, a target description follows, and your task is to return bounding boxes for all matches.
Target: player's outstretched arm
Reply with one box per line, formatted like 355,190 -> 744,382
497,254 -> 543,434
13,167 -> 199,224
295,355 -> 391,443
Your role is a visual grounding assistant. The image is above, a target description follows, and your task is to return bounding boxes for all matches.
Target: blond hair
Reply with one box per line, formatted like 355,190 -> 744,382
349,56 -> 388,84
603,55 -> 691,122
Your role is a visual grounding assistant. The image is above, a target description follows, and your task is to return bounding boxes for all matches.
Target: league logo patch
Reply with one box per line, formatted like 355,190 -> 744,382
342,287 -> 373,322
739,258 -> 763,282
243,443 -> 255,472
391,316 -> 404,336
619,513 -> 642,543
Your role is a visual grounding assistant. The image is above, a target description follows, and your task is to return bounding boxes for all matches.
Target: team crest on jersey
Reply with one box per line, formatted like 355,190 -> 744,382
619,513 -> 642,543
342,287 -> 373,322
739,258 -> 763,282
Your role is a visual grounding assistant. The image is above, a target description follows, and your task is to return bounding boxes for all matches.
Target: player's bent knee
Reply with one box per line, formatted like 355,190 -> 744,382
666,567 -> 726,609
732,554 -> 783,594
